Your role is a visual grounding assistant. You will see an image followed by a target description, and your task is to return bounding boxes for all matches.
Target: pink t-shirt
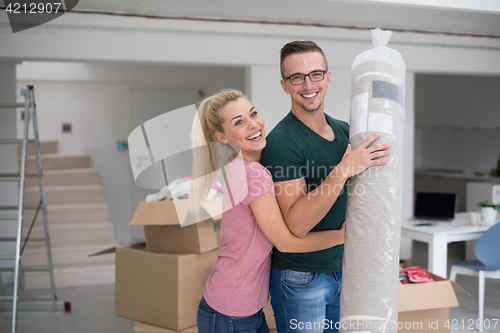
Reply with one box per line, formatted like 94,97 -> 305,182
203,159 -> 275,316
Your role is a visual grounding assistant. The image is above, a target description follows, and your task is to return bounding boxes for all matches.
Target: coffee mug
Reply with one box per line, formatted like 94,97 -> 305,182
469,212 -> 481,226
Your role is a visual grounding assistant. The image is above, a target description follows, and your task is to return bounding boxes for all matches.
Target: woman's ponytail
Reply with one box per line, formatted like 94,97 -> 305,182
189,89 -> 244,213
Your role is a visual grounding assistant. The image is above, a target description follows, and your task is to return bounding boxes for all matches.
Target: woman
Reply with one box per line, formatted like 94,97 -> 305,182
189,89 -> 345,333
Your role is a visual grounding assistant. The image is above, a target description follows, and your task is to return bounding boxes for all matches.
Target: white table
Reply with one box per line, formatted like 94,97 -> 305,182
401,212 -> 490,278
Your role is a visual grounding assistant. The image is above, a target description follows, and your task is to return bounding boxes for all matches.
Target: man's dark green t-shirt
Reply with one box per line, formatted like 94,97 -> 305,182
260,111 -> 349,273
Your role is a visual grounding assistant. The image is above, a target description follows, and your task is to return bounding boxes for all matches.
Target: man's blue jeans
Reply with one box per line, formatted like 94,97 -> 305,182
197,296 -> 270,333
270,268 -> 342,333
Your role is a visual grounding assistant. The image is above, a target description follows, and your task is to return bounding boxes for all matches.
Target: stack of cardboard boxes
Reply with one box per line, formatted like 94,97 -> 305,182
93,198 -> 223,332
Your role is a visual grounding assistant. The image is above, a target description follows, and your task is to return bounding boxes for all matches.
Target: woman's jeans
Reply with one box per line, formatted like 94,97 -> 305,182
270,268 -> 342,333
197,297 -> 270,333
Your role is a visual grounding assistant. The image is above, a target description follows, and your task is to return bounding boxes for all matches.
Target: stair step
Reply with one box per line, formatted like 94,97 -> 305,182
22,221 -> 115,247
23,262 -> 115,290
24,184 -> 103,206
21,241 -> 117,267
25,168 -> 99,187
22,203 -> 109,225
17,140 -> 58,156
20,153 -> 91,172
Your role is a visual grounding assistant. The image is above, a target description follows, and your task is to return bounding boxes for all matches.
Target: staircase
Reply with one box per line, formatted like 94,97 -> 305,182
18,140 -> 117,290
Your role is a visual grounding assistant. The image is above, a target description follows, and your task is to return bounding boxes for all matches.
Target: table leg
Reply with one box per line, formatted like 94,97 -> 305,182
428,235 -> 448,278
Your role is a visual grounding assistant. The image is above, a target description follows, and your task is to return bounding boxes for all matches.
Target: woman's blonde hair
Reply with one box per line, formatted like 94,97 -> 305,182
189,89 -> 245,212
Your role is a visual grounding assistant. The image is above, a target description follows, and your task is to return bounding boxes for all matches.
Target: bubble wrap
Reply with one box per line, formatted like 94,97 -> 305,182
340,29 -> 406,333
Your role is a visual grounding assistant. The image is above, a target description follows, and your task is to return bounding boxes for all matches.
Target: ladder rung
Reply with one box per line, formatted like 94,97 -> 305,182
0,215 -> 18,220
0,173 -> 39,181
0,206 -> 39,210
1,299 -> 65,311
0,238 -> 17,242
0,103 -> 25,108
19,298 -> 55,302
0,237 -> 46,242
0,255 -> 17,260
1,296 -> 57,302
0,267 -> 50,272
0,267 -> 16,272
0,178 -> 20,182
0,139 -> 35,144
0,296 -> 15,301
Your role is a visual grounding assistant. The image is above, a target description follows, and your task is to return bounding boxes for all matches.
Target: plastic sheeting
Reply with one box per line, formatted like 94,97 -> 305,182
340,29 -> 406,333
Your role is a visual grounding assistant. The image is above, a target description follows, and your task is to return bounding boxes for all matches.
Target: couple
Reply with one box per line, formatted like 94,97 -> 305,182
189,40 -> 390,333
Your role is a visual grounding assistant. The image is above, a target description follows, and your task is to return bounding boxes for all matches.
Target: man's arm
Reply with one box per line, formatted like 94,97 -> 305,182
250,193 -> 345,253
276,133 -> 390,238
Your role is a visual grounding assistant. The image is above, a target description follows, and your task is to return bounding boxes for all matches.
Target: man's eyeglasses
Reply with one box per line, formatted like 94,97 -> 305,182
284,70 -> 327,85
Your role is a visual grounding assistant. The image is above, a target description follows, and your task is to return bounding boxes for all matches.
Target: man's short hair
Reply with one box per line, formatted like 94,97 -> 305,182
280,40 -> 328,79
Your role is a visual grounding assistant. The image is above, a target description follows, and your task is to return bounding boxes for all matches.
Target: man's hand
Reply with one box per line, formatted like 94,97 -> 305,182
273,134 -> 388,238
336,134 -> 390,179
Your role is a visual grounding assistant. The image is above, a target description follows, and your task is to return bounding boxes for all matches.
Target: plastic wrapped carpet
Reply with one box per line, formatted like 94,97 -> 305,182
340,28 -> 406,333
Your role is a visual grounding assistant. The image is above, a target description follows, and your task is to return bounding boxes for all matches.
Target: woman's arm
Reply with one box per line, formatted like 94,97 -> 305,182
249,193 -> 344,253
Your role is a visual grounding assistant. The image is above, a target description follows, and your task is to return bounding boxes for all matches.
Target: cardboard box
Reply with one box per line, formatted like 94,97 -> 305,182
92,244 -> 218,331
398,271 -> 469,332
133,322 -> 197,333
129,198 -> 222,254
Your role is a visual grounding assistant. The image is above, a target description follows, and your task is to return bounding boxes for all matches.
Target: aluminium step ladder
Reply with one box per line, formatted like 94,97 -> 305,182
0,85 -> 69,333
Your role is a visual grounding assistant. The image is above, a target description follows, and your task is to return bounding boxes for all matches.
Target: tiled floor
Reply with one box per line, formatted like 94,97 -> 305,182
0,283 -> 136,333
0,274 -> 499,333
451,275 -> 500,333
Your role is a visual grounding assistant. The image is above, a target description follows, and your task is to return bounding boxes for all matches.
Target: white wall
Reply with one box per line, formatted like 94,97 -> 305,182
16,62 -> 246,243
245,65 -> 289,131
414,74 -> 500,173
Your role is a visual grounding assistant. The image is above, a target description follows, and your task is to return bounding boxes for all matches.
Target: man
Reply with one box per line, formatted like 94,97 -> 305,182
261,41 -> 390,333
